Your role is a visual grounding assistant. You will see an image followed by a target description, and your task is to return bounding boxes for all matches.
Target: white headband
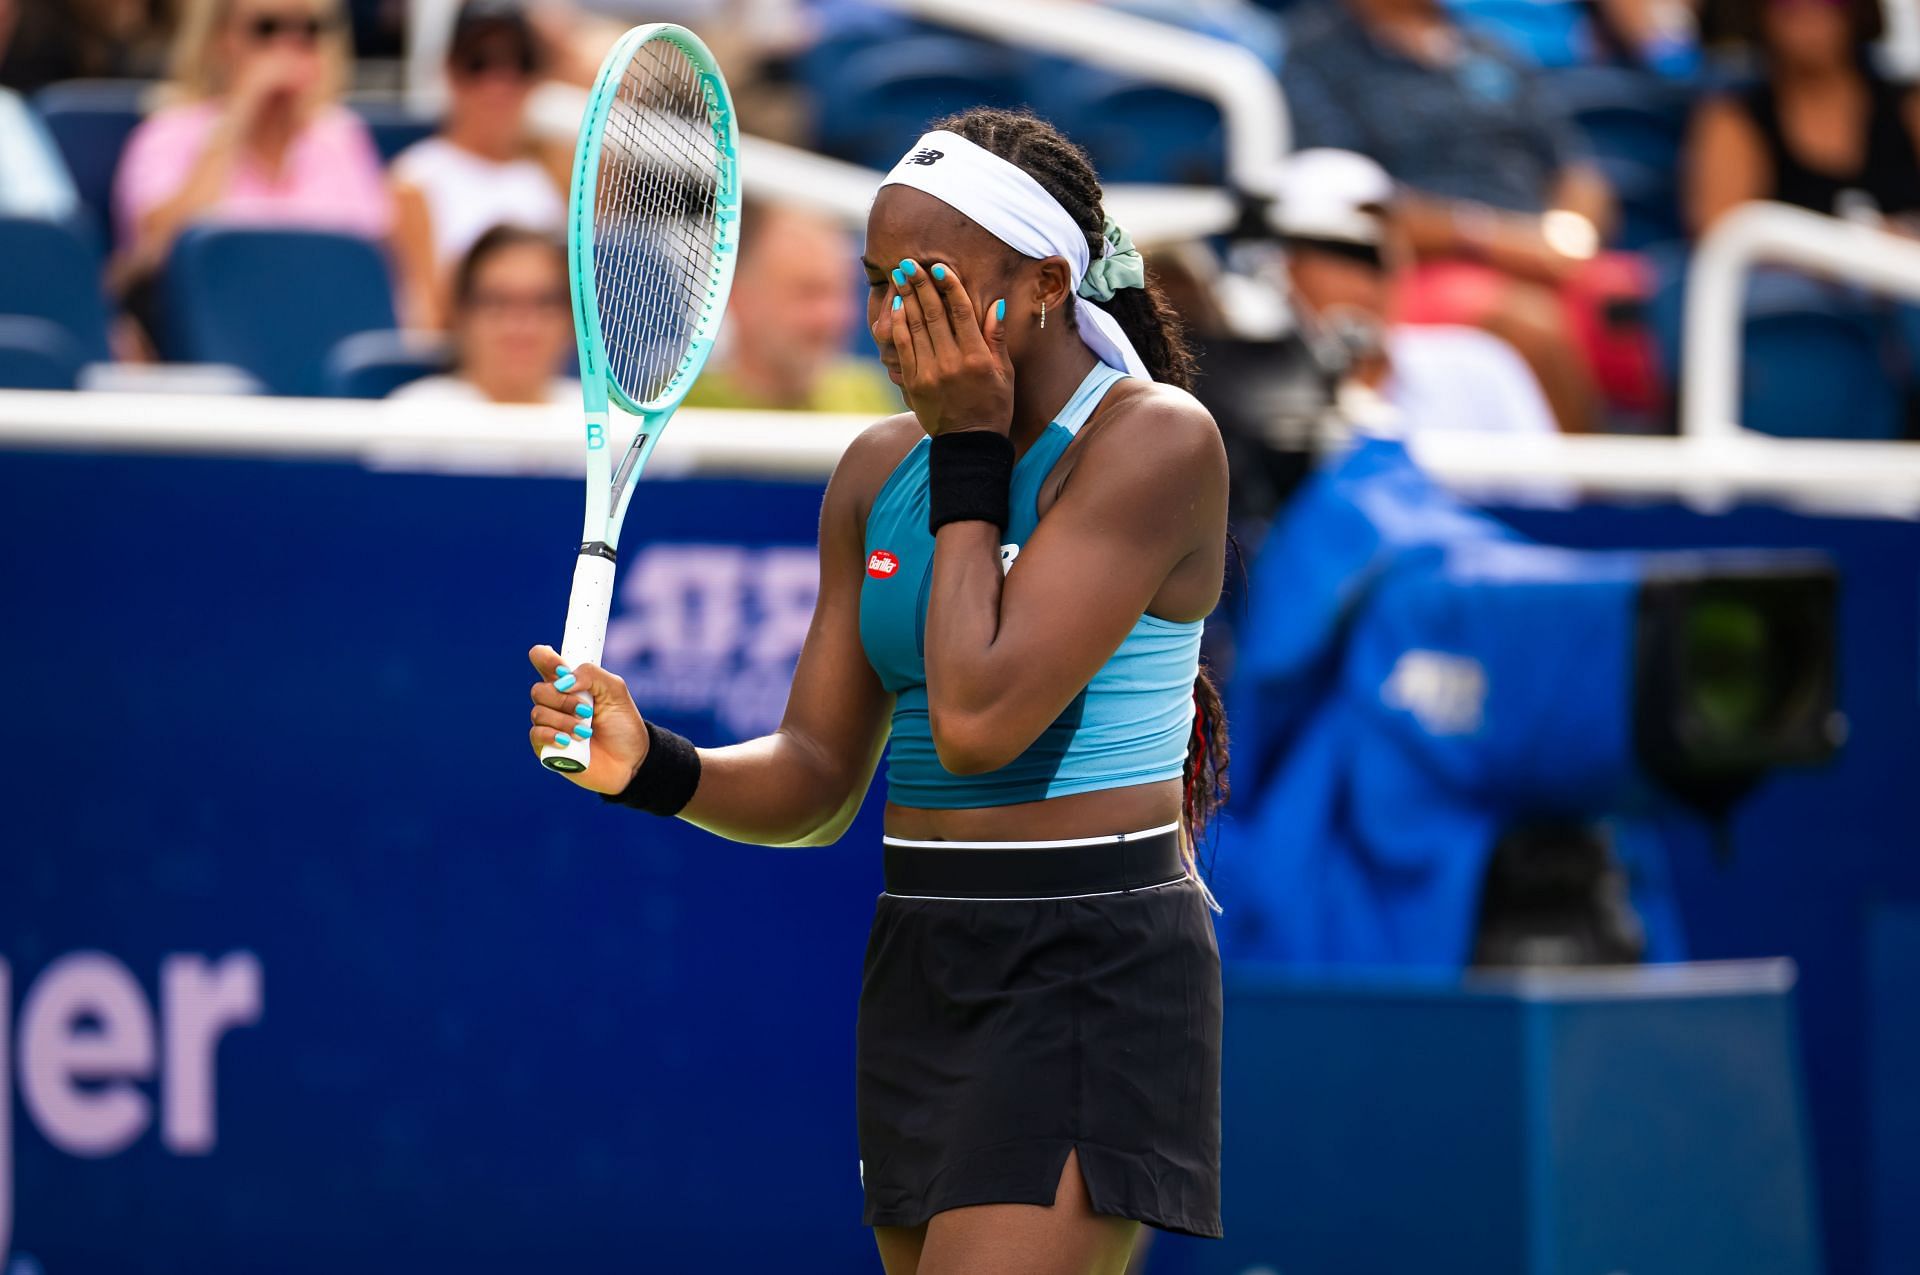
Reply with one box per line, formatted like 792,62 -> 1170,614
878,130 -> 1150,380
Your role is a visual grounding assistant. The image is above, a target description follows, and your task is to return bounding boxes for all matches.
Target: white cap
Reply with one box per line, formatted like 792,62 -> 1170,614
1272,149 -> 1395,247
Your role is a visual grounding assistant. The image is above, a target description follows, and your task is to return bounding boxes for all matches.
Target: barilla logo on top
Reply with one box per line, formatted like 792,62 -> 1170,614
867,550 -> 901,579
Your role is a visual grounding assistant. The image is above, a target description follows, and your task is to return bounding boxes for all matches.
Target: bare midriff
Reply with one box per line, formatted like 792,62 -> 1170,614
883,777 -> 1182,843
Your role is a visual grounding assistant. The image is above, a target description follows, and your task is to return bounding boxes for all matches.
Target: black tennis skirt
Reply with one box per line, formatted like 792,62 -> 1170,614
855,823 -> 1223,1238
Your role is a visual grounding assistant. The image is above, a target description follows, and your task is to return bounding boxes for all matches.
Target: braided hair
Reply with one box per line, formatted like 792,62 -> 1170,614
930,107 -> 1229,847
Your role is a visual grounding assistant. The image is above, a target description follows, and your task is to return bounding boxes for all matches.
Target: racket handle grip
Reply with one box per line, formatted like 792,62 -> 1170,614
540,549 -> 618,775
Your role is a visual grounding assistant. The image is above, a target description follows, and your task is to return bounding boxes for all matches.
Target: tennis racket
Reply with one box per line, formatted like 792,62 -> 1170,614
541,23 -> 740,775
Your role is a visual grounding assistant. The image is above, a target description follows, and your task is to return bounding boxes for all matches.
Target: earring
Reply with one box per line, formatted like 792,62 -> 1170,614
1040,299 -> 1047,330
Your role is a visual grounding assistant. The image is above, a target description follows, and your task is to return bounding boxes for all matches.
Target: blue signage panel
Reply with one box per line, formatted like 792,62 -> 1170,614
0,454 -> 881,1273
0,452 -> 1916,1273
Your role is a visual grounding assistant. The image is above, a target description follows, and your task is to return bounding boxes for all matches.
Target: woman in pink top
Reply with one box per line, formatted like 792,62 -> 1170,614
112,0 -> 390,339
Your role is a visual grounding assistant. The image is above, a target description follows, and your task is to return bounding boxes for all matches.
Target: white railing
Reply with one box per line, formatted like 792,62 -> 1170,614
1684,200 -> 1920,441
1880,0 -> 1920,80
7,390 -> 1920,516
868,0 -> 1289,196
741,134 -> 1237,241
0,391 -> 867,477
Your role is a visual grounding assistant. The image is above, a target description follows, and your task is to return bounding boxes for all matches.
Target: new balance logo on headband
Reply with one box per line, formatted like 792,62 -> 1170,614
906,148 -> 944,166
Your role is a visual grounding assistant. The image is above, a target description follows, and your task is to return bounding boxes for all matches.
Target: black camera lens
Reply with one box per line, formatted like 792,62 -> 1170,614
1635,558 -> 1842,806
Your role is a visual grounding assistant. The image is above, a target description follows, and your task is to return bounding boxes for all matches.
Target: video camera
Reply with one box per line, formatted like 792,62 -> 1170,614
1197,326 -> 1842,969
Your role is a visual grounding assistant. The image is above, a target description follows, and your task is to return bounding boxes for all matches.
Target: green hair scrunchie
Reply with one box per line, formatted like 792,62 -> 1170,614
1077,214 -> 1146,303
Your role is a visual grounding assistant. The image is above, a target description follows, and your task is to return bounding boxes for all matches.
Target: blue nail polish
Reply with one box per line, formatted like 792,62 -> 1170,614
995,299 -> 1006,321
901,259 -> 917,276
553,733 -> 570,747
555,665 -> 571,677
931,264 -> 945,280
574,701 -> 593,718
892,294 -> 902,311
573,723 -> 593,740
555,674 -> 576,692
891,268 -> 905,287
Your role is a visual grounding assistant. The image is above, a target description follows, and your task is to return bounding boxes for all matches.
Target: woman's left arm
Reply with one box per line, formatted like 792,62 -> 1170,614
923,399 -> 1224,774
887,257 -> 1221,768
889,255 -> 1224,774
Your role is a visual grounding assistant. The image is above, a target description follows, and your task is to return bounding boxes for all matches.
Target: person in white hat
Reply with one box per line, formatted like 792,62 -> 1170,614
1276,148 -> 1558,439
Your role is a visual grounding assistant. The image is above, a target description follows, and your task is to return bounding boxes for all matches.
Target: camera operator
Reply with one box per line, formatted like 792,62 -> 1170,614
1274,149 -> 1559,443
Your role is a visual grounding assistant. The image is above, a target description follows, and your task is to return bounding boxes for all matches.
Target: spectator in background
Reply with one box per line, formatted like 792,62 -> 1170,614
528,0 -> 809,143
1593,0 -> 1701,76
1101,0 -> 1286,71
390,0 -> 565,331
391,224 -> 579,405
0,0 -> 80,219
1686,0 -> 1920,234
0,0 -> 173,92
1283,0 -> 1637,433
1278,148 -> 1559,437
112,0 -> 389,346
681,198 -> 898,413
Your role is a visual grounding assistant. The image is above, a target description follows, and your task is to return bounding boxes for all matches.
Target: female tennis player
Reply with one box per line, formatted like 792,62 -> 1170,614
527,108 -> 1228,1274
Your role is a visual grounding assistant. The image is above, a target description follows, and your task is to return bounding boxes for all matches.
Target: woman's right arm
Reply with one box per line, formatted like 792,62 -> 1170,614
118,56 -> 298,278
527,421 -> 906,847
390,180 -> 443,330
1685,96 -> 1769,236
114,111 -> 243,282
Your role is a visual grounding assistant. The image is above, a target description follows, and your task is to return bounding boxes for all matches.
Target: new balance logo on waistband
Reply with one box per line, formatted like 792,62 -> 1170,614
906,148 -> 944,166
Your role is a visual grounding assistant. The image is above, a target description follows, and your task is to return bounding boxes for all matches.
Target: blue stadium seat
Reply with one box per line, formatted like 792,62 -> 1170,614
796,4 -> 924,96
1592,154 -> 1684,250
346,97 -> 439,163
325,329 -> 452,398
820,36 -> 1030,170
797,1 -> 939,139
1550,67 -> 1692,249
1742,307 -> 1903,440
162,227 -> 397,397
1447,0 -> 1596,68
0,215 -> 113,363
0,316 -> 85,390
32,79 -> 150,251
1033,69 -> 1225,186
1647,248 -> 1904,439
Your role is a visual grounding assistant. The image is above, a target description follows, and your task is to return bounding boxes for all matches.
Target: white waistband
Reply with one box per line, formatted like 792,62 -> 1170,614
880,875 -> 1193,904
880,820 -> 1182,851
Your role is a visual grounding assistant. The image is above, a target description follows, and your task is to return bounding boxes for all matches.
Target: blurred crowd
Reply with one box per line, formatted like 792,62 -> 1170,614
0,0 -> 1917,437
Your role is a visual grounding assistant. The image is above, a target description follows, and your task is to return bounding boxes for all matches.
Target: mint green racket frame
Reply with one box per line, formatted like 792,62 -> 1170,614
542,23 -> 740,775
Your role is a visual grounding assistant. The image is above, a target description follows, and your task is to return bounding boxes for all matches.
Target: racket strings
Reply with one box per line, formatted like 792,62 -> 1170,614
594,38 -> 726,407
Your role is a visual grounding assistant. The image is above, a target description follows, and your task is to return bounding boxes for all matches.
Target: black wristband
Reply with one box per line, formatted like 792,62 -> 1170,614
601,720 -> 702,817
928,429 -> 1015,534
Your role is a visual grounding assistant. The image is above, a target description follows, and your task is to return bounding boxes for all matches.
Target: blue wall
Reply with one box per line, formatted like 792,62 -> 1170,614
0,455 -> 882,1271
0,451 -> 1914,1272
1492,501 -> 1920,1275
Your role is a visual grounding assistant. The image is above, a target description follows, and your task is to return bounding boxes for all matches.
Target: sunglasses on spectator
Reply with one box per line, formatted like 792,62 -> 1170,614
454,48 -> 539,78
243,12 -> 334,43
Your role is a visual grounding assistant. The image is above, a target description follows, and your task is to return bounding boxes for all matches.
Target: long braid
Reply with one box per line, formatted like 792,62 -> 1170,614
931,107 -> 1228,850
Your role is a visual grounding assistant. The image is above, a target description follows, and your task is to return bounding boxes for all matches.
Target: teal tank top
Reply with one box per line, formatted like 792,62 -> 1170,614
859,364 -> 1203,809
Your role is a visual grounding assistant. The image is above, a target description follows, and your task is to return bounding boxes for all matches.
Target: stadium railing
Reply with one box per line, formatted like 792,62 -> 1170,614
408,0 -> 1284,199
738,133 -> 1238,243
1885,0 -> 1920,80
1684,200 -> 1920,447
4,392 -> 1920,517
868,0 -> 1290,196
